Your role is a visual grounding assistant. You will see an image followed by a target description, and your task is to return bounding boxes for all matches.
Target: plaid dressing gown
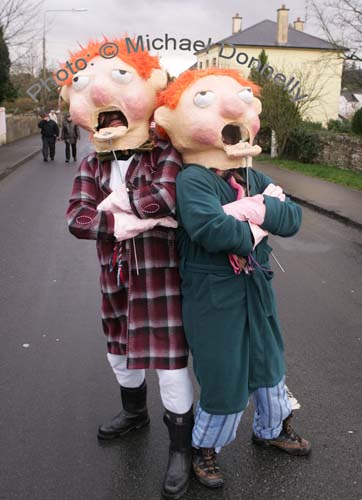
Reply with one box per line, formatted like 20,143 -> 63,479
66,140 -> 188,369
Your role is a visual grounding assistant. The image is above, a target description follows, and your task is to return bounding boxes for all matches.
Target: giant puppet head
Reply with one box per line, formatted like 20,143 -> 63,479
56,39 -> 167,152
154,69 -> 262,170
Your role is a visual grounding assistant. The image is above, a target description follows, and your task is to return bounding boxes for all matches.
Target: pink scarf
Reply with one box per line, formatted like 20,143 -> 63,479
227,175 -> 246,274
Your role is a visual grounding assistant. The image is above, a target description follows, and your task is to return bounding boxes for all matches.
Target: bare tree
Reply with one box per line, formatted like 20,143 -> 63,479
0,0 -> 42,47
308,0 -> 362,59
11,38 -> 39,74
286,59 -> 338,123
251,50 -> 333,156
0,0 -> 43,68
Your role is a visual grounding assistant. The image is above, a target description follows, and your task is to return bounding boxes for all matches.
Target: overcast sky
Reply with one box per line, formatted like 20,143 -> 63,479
37,0 -> 323,75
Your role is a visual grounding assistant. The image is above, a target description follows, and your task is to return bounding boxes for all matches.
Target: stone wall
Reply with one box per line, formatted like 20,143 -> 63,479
5,113 -> 39,144
316,132 -> 362,173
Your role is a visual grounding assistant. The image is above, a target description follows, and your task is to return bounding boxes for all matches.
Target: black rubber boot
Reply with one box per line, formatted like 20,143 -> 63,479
97,380 -> 150,440
161,407 -> 194,500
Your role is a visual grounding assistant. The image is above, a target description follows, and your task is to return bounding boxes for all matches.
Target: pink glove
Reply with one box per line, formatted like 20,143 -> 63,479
263,183 -> 285,202
113,212 -> 177,241
223,194 -> 266,225
249,222 -> 268,249
97,184 -> 132,213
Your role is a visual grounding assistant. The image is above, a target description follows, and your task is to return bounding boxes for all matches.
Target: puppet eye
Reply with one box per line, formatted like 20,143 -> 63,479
112,69 -> 133,84
238,88 -> 254,104
72,75 -> 90,90
194,91 -> 216,108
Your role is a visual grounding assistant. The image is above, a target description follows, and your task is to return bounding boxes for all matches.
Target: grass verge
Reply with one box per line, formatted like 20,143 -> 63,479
257,156 -> 362,191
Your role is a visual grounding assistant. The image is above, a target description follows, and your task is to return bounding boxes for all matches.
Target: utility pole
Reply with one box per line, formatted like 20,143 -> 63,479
42,12 -> 46,109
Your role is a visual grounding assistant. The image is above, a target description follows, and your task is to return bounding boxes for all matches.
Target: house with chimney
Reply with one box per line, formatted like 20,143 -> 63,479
339,91 -> 362,119
195,5 -> 345,125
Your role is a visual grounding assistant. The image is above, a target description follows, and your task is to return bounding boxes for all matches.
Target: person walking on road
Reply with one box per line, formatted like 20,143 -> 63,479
38,112 -> 59,162
61,113 -> 80,163
49,109 -> 58,124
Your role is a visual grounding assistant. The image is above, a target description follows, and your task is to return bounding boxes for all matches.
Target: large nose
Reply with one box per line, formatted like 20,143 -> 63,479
219,95 -> 245,120
90,84 -> 112,107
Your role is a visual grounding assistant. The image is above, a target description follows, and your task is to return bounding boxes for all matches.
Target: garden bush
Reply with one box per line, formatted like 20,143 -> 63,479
284,123 -> 322,163
302,120 -> 324,131
351,109 -> 362,136
255,127 -> 271,153
327,119 -> 351,133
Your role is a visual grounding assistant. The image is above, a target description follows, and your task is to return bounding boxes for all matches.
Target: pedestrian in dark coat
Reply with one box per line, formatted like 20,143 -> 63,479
38,113 -> 59,161
61,114 -> 80,162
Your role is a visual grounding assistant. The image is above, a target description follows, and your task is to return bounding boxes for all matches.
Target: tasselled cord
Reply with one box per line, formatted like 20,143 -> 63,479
110,140 -> 140,276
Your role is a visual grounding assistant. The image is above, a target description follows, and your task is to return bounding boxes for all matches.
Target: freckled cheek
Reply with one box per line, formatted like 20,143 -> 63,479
123,95 -> 152,120
190,124 -> 219,145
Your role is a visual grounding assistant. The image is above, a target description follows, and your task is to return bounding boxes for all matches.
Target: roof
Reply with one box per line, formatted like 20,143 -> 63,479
187,62 -> 198,71
197,19 -> 346,53
341,91 -> 359,102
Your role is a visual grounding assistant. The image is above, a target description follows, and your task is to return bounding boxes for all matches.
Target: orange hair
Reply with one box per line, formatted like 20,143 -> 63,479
157,69 -> 260,109
55,37 -> 161,86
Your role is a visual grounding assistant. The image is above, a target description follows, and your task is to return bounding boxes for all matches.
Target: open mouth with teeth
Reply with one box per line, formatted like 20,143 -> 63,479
97,110 -> 128,130
221,122 -> 261,165
93,108 -> 129,142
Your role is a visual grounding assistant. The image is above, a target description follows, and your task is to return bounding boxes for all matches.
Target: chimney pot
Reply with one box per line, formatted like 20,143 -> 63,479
232,13 -> 242,34
277,4 -> 289,44
293,17 -> 305,32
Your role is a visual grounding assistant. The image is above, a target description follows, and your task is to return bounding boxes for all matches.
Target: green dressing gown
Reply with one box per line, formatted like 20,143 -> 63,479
176,164 -> 302,414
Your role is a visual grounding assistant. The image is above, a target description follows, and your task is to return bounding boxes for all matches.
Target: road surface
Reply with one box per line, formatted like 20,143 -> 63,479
0,138 -> 361,500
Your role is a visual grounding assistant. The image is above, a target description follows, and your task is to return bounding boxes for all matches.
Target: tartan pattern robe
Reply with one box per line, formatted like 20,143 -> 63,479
66,140 -> 188,369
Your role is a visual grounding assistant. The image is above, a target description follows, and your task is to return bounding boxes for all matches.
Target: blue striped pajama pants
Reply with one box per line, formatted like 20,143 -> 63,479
192,377 -> 292,453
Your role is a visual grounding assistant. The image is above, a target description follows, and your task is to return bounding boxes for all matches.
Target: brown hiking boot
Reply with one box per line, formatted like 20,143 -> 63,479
192,447 -> 224,488
252,412 -> 311,456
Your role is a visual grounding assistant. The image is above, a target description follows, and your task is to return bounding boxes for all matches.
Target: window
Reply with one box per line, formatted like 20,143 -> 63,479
212,57 -> 217,67
199,61 -> 203,69
205,60 -> 209,68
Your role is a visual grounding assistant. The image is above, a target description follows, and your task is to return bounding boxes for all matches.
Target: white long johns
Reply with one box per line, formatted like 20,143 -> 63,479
107,354 -> 194,414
